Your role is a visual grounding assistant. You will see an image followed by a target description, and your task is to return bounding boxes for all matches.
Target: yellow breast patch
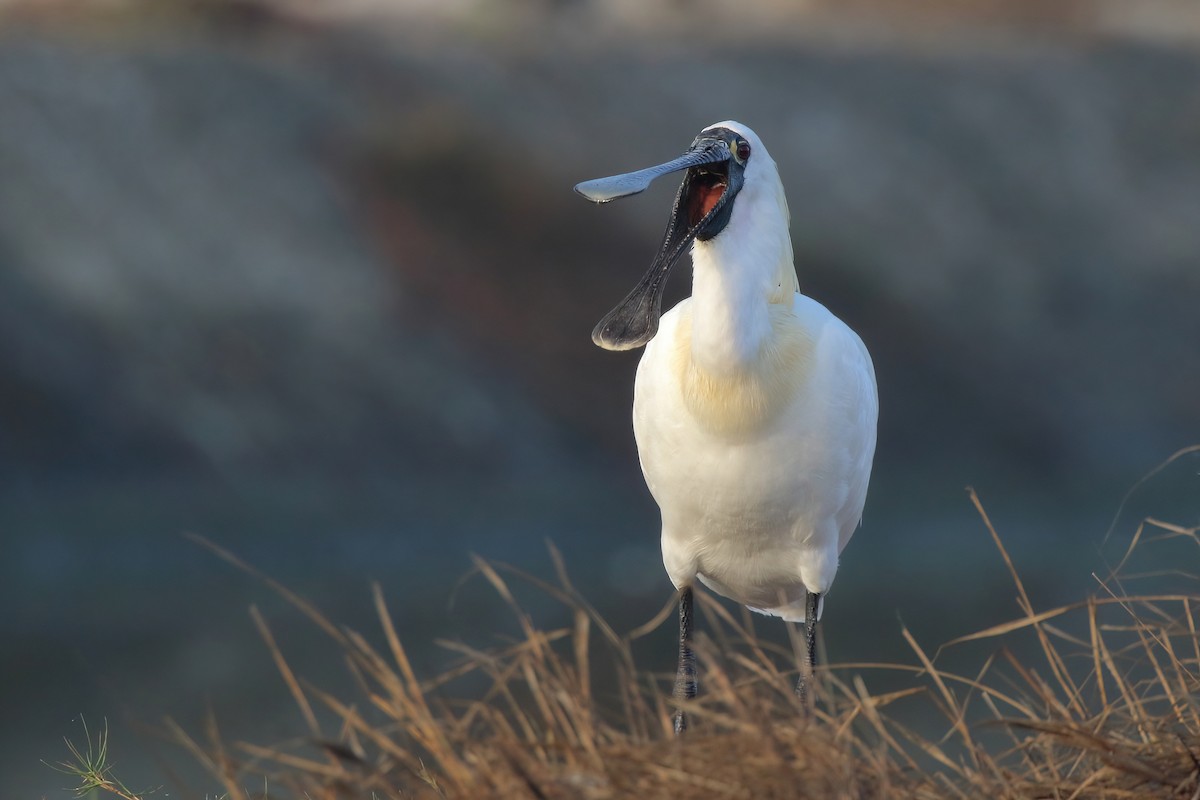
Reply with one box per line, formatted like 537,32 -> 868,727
670,305 -> 815,437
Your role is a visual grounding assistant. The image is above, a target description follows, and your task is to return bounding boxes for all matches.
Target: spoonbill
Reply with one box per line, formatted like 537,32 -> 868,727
575,121 -> 878,732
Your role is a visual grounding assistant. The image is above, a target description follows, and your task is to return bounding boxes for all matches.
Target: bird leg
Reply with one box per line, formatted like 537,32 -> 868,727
673,586 -> 696,734
795,590 -> 821,709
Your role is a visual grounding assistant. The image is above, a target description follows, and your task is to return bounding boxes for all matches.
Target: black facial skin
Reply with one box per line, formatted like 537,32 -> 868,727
589,127 -> 751,351
688,128 -> 748,241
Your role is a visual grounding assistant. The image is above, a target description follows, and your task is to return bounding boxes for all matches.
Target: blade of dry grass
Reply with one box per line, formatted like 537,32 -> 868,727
1102,444 -> 1200,548
249,606 -> 325,743
185,532 -> 349,647
968,488 -> 1087,721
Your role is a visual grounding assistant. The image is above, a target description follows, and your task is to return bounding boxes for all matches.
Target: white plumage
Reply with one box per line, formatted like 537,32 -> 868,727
576,119 -> 877,725
634,121 -> 877,622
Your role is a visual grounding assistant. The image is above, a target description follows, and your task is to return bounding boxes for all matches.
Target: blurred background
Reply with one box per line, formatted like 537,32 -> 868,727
4,0 -> 1199,796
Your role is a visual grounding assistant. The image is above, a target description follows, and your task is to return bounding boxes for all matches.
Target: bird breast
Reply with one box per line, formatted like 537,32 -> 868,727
667,303 -> 816,437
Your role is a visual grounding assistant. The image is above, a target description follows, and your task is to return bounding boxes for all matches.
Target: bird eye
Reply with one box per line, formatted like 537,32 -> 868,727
735,140 -> 751,162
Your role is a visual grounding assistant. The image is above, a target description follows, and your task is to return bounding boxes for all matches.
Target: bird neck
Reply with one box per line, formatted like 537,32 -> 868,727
687,199 -> 798,377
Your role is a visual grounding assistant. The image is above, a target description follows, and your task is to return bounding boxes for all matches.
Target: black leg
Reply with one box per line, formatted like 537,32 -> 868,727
795,591 -> 821,709
673,586 -> 696,734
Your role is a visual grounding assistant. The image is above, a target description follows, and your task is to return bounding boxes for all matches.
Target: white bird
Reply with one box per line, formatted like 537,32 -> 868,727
575,121 -> 878,732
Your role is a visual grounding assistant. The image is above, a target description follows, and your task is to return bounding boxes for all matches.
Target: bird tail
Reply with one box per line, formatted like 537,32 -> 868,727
747,593 -> 824,623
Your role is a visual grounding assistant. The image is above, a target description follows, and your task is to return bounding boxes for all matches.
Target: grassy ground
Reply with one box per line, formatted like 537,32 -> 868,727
51,477 -> 1200,799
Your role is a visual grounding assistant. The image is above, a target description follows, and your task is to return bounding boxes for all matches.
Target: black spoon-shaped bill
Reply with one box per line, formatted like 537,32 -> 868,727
574,144 -> 729,203
576,139 -> 737,350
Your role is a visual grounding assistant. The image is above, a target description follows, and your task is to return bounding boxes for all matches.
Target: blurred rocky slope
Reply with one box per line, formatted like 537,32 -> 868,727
0,3 -> 1197,488
0,33 -> 569,480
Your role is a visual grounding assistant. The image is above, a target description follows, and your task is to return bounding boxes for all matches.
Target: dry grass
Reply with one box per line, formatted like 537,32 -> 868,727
54,449 -> 1200,799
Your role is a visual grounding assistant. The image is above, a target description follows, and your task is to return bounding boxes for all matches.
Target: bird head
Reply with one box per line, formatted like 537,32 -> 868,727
575,121 -> 768,351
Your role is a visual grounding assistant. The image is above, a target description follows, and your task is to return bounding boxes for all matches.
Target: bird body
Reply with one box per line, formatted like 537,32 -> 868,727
629,124 -> 877,620
636,292 -> 876,621
575,119 -> 877,722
